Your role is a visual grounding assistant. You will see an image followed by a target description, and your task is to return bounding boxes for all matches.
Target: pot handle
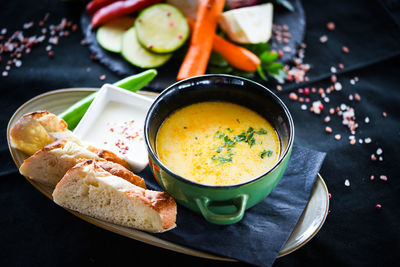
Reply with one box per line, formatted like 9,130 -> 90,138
194,194 -> 249,225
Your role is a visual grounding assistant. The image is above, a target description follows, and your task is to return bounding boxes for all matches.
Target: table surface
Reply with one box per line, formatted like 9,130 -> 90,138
1,0 -> 399,266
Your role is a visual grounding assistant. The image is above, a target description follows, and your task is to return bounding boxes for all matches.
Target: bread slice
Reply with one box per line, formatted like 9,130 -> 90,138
53,160 -> 176,233
11,110 -> 129,168
19,139 -> 146,189
10,110 -> 81,155
19,139 -> 100,187
10,111 -> 57,155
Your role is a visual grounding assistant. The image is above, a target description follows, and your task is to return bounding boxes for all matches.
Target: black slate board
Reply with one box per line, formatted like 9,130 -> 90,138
81,0 -> 305,91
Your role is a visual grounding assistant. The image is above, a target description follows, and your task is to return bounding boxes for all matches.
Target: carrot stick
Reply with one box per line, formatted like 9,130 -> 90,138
177,0 -> 225,80
213,35 -> 260,72
187,18 -> 260,72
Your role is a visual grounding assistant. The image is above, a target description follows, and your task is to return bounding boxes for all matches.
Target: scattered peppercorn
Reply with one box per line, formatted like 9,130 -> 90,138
379,175 -> 388,181
326,22 -> 335,31
289,92 -> 298,101
325,126 -> 332,133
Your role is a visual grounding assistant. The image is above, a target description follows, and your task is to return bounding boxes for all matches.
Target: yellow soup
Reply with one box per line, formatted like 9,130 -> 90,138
156,101 -> 280,186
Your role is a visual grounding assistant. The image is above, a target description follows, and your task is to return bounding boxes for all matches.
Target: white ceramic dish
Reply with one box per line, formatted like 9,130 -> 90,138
73,84 -> 152,172
7,88 -> 329,260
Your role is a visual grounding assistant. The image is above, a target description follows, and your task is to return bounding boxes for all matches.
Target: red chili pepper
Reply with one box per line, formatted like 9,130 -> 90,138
91,0 -> 162,28
86,0 -> 120,15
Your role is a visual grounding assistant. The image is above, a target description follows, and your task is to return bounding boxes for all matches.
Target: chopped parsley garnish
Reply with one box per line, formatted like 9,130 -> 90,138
248,138 -> 256,147
245,128 -> 256,147
212,153 -> 234,165
256,128 -> 267,135
234,131 -> 247,142
210,127 -> 271,164
260,150 -> 273,159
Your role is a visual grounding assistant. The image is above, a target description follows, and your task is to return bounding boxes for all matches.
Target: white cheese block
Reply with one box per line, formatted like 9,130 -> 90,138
218,3 -> 273,44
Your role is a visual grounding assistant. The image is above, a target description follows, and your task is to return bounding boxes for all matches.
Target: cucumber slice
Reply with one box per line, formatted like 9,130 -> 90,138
135,3 -> 189,54
121,27 -> 172,68
96,16 -> 135,53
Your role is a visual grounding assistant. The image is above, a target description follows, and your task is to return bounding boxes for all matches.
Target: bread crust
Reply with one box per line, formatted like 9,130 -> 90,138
29,110 -> 68,132
97,160 -> 146,189
86,145 -> 130,169
124,189 -> 177,230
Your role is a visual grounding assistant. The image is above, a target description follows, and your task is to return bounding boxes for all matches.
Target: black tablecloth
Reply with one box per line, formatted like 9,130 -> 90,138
1,0 -> 399,266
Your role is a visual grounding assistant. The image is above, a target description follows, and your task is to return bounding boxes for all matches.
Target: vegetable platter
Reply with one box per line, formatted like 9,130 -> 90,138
81,0 -> 305,91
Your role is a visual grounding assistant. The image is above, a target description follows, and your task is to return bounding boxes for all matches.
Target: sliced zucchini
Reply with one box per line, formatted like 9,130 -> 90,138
135,3 -> 189,54
96,16 -> 135,53
121,27 -> 172,68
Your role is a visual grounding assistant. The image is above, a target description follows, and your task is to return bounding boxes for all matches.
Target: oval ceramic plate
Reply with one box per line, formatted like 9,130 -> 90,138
7,88 -> 329,260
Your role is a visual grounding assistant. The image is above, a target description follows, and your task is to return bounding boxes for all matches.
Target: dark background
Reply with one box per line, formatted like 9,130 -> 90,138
1,0 -> 399,266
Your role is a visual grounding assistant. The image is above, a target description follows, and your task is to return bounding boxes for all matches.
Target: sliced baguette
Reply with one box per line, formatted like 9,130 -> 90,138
53,160 -> 176,233
19,139 -> 100,187
10,111 -> 58,155
10,110 -> 129,168
19,139 -> 146,189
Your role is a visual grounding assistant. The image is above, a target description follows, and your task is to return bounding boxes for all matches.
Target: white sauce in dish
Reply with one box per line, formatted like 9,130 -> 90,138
83,101 -> 148,171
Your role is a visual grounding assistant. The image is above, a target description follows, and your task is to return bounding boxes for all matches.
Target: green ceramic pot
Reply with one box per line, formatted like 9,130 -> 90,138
144,75 -> 294,225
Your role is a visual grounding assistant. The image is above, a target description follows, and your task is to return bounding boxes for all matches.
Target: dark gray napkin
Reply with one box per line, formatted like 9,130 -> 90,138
139,145 -> 326,266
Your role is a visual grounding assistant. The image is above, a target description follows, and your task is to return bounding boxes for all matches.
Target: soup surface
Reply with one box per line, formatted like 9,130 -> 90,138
156,101 -> 280,186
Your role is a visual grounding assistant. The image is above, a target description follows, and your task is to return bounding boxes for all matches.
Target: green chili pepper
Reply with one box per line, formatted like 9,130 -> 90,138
59,69 -> 157,130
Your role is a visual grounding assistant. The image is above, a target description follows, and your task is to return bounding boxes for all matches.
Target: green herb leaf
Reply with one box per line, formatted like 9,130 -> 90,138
248,138 -> 256,147
257,66 -> 268,81
234,131 -> 247,142
216,156 -> 233,164
256,128 -> 268,135
209,51 -> 229,67
245,43 -> 270,55
260,50 -> 279,64
264,62 -> 286,74
260,149 -> 273,159
246,43 -> 286,82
